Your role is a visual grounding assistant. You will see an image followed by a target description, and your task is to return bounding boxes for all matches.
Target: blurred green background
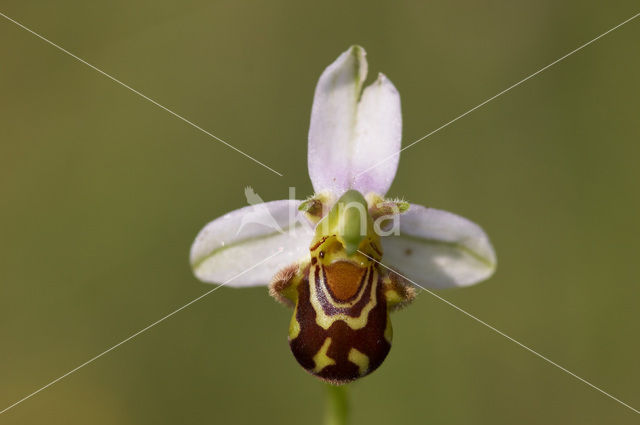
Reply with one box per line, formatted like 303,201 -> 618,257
1,1 -> 639,424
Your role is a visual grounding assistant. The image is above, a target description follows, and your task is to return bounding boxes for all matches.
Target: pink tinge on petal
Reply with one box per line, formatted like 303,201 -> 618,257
308,47 -> 402,197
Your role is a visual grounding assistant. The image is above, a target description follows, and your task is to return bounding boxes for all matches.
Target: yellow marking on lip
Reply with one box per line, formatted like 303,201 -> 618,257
288,303 -> 301,340
384,314 -> 393,343
313,338 -> 336,373
385,287 -> 403,306
310,264 -> 379,330
348,348 -> 370,376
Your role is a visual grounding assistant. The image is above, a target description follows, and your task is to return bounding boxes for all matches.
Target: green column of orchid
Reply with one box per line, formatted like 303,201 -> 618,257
315,189 -> 381,258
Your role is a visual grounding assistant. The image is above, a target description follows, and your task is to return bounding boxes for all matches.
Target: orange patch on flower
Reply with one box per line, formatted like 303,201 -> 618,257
323,261 -> 365,301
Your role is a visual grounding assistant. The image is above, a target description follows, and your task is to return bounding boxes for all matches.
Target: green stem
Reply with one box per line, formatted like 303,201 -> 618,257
324,384 -> 349,425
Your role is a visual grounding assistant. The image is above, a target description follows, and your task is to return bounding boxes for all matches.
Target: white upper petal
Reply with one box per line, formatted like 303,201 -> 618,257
190,200 -> 314,287
308,46 -> 402,197
382,205 -> 496,289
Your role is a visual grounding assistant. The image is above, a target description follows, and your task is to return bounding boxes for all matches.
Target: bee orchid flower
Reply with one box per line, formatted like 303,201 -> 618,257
190,46 -> 496,384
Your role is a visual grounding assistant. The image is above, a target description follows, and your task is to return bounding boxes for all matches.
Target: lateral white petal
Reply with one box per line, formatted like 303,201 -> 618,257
190,200 -> 314,287
308,46 -> 401,196
382,205 -> 496,289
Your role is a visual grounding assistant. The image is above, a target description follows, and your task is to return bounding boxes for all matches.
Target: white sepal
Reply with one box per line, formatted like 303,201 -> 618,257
190,200 -> 314,287
308,46 -> 402,197
382,205 -> 496,289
